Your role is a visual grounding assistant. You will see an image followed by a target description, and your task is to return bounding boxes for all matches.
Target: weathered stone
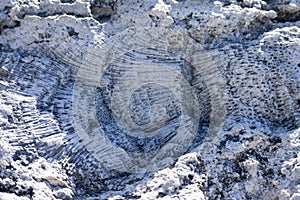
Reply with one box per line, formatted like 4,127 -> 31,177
0,0 -> 299,199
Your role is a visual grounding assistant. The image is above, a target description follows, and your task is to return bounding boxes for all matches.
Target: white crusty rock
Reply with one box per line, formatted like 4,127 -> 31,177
0,0 -> 299,199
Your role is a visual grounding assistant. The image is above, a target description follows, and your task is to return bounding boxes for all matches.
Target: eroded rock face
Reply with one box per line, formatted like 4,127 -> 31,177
0,0 -> 299,199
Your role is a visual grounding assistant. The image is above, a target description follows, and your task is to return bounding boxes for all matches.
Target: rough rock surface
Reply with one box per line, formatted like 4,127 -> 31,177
0,0 -> 300,199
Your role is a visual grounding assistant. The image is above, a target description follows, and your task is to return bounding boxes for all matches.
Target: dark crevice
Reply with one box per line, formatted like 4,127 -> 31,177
0,21 -> 21,35
274,13 -> 300,23
91,6 -> 113,23
60,0 -> 76,3
36,12 -> 87,18
90,0 -> 116,23
66,26 -> 79,37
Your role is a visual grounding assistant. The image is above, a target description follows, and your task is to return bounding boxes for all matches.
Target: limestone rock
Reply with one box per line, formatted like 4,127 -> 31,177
0,0 -> 299,199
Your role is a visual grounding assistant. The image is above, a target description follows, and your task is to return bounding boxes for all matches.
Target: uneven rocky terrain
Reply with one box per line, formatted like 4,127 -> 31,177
0,0 -> 300,199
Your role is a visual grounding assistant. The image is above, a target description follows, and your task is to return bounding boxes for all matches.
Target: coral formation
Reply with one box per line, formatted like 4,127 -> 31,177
0,0 -> 299,199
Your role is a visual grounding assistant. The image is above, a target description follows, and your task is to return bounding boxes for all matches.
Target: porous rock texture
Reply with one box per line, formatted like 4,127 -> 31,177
0,0 -> 300,199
